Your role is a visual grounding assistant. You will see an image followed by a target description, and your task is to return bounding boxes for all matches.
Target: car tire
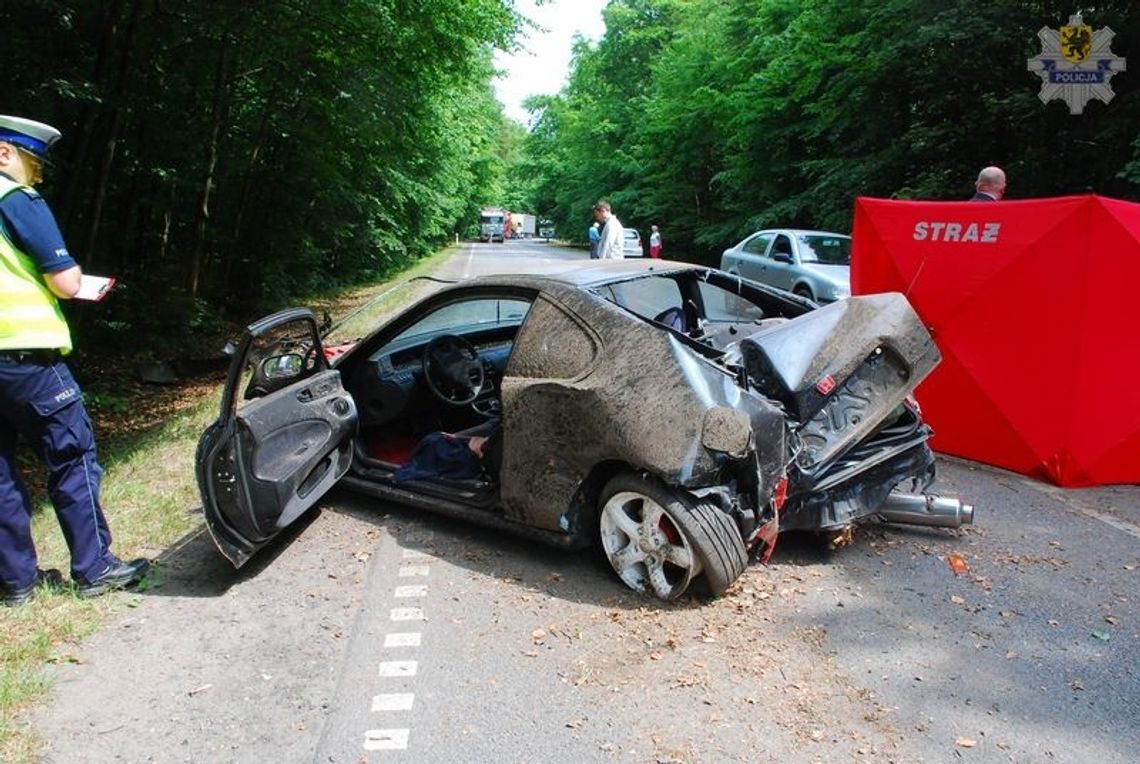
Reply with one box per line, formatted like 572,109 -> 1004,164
793,285 -> 814,301
597,473 -> 747,600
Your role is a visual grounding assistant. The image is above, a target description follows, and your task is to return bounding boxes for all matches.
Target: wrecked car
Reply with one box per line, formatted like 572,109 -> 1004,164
195,259 -> 973,600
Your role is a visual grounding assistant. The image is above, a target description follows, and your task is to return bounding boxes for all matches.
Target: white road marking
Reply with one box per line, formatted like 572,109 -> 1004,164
462,242 -> 476,278
364,729 -> 410,751
371,693 -> 415,712
363,549 -> 434,754
378,660 -> 418,677
384,632 -> 422,648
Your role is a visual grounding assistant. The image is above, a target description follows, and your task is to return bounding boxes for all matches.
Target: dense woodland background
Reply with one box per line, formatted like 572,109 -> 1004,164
4,0 -> 1138,358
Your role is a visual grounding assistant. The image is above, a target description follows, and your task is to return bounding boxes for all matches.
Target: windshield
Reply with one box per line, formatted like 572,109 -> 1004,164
391,298 -> 531,346
797,234 -> 851,265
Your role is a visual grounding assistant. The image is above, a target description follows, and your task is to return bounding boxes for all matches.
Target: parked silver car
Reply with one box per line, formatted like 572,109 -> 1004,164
720,229 -> 851,303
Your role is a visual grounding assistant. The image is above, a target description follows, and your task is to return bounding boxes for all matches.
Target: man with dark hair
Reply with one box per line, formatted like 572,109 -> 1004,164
592,200 -> 625,260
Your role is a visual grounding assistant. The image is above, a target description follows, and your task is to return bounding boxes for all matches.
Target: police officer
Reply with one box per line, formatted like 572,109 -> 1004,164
0,115 -> 148,605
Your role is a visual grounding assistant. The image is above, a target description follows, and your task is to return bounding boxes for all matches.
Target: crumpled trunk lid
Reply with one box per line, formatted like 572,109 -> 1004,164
738,293 -> 940,472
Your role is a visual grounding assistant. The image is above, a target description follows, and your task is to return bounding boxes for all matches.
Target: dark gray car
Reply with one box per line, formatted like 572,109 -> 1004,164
196,261 -> 972,600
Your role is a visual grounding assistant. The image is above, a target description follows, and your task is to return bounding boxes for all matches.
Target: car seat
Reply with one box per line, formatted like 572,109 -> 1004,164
653,306 -> 687,332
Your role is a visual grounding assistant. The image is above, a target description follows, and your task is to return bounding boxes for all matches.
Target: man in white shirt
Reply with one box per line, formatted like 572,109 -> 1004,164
593,200 -> 625,259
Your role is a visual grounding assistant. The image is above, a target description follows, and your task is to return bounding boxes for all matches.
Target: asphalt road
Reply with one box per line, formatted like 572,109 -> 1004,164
31,241 -> 1140,763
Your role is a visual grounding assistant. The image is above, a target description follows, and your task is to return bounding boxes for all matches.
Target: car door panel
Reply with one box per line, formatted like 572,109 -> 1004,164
766,233 -> 798,291
737,233 -> 774,282
197,309 -> 357,567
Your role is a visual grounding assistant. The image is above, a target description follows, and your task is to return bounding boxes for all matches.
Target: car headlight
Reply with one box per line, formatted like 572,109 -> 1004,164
826,283 -> 851,300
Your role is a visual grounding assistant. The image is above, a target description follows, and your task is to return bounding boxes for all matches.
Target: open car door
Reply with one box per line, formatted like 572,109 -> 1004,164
196,308 -> 358,567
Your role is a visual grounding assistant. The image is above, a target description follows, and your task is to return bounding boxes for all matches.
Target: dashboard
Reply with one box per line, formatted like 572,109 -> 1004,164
350,327 -> 516,428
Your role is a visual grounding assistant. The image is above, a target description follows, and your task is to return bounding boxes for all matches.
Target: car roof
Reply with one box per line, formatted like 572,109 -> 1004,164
750,228 -> 850,238
423,258 -> 698,291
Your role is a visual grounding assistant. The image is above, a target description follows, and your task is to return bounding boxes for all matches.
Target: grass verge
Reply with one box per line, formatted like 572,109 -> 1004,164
0,246 -> 456,763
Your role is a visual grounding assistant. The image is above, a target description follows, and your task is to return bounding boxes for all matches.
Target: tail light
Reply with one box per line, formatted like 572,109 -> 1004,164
772,476 -> 788,511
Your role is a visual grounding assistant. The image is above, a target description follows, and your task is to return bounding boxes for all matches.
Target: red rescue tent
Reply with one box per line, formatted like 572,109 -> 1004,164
851,194 -> 1140,487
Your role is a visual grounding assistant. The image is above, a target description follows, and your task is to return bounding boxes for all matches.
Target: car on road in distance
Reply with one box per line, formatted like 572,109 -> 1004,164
196,260 -> 972,601
720,229 -> 851,303
623,228 -> 644,257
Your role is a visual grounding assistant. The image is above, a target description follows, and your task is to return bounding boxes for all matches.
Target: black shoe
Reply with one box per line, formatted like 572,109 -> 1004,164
1,568 -> 65,607
76,558 -> 150,599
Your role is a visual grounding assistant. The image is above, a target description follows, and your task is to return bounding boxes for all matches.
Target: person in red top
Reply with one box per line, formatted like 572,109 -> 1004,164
649,225 -> 662,258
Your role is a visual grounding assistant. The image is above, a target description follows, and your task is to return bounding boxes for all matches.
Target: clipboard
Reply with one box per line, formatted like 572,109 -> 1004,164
75,275 -> 115,302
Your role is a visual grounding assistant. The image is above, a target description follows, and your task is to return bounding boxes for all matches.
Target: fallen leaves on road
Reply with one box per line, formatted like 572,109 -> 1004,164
947,553 -> 970,575
955,736 -> 977,748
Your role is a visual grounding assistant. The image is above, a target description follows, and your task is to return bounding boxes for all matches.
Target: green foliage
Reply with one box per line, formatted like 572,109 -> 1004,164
2,0 -> 523,354
521,0 -> 1140,263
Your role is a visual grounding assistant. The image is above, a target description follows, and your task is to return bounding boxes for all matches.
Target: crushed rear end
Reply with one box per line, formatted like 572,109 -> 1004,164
736,293 -> 973,535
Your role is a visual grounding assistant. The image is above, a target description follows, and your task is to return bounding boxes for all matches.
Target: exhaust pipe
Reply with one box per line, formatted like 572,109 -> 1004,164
877,493 -> 974,529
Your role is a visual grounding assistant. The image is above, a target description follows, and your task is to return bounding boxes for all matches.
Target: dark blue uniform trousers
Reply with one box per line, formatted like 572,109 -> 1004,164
0,355 -> 115,590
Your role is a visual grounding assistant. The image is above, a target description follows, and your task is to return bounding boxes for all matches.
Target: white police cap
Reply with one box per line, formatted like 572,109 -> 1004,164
0,115 -> 62,159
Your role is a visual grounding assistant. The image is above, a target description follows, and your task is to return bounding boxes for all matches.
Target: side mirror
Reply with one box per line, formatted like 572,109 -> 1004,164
262,353 -> 306,381
772,252 -> 793,264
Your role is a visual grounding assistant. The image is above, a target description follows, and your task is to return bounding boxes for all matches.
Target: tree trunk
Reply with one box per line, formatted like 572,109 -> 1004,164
190,38 -> 234,298
80,0 -> 143,267
60,0 -> 128,232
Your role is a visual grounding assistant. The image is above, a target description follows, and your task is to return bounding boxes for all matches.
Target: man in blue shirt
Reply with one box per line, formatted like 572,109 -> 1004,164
0,115 -> 148,605
588,221 -> 601,259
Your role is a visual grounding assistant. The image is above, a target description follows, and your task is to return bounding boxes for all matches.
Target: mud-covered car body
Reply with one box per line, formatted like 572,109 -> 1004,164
197,260 -> 970,600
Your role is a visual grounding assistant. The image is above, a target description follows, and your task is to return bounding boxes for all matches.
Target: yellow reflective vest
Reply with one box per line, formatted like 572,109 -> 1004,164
0,175 -> 72,353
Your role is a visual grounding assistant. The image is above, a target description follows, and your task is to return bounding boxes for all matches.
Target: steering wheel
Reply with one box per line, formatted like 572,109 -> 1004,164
422,334 -> 485,405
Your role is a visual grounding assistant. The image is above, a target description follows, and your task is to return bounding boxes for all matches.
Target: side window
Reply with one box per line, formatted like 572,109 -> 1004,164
602,275 -> 683,322
742,233 -> 773,256
508,295 -> 598,380
772,234 -> 793,257
698,280 -> 766,323
236,315 -> 324,406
